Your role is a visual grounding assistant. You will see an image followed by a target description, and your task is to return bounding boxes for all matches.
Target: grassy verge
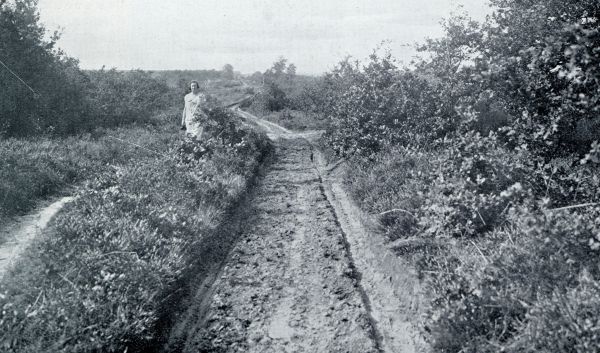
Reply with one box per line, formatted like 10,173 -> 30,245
0,119 -> 271,352
0,107 -> 180,236
341,134 -> 600,352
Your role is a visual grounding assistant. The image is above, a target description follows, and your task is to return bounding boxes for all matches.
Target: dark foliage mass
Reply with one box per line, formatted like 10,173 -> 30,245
0,0 -> 177,137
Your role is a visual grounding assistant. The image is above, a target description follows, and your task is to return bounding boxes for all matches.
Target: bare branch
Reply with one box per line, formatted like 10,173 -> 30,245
550,202 -> 600,211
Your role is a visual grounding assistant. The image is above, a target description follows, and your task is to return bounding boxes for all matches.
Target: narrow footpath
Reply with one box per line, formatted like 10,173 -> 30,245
166,111 -> 423,353
0,196 -> 74,278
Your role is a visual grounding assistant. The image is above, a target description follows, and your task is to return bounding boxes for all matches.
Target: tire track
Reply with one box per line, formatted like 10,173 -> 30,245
167,137 -> 379,353
168,108 -> 423,353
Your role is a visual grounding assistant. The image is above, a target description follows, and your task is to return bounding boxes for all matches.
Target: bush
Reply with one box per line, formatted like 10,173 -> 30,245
0,1 -> 178,138
329,37 -> 600,349
85,69 -> 176,129
0,0 -> 92,136
321,53 -> 457,157
425,205 -> 600,353
342,126 -> 600,351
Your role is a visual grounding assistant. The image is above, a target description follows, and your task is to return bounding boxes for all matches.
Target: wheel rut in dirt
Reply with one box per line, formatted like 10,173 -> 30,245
166,137 -> 380,353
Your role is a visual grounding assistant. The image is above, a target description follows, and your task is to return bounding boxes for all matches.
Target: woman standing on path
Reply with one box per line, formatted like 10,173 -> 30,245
181,80 -> 208,139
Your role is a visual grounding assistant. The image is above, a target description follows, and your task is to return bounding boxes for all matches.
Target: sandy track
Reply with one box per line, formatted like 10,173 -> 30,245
0,196 -> 75,278
318,166 -> 423,353
165,109 -> 424,353
168,137 -> 379,353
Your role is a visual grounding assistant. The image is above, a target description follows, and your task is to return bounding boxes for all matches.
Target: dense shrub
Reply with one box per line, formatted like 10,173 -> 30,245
319,1 -> 600,351
0,1 -> 177,138
345,132 -> 541,239
0,0 -> 92,136
85,69 -> 176,128
426,205 -> 600,353
344,134 -> 600,351
416,0 -> 600,156
318,0 -> 600,158
322,53 -> 452,156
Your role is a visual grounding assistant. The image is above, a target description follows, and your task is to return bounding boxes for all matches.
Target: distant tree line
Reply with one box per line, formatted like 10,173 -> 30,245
247,57 -> 325,114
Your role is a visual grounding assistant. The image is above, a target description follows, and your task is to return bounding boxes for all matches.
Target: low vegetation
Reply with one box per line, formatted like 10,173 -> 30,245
1,3 -> 272,352
0,108 -> 180,230
0,106 -> 271,352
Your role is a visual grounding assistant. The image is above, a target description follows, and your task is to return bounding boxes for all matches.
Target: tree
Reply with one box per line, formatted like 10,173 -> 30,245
222,63 -> 234,80
0,0 -> 89,136
286,63 -> 296,77
250,71 -> 263,84
267,57 -> 287,77
417,0 -> 600,155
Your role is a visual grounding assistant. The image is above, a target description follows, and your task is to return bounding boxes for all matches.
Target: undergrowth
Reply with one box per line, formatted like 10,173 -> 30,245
343,135 -> 600,352
315,1 -> 600,350
0,114 -> 271,352
0,107 -> 180,233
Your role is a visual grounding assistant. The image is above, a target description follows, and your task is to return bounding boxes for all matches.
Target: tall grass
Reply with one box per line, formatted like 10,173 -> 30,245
0,107 -> 180,232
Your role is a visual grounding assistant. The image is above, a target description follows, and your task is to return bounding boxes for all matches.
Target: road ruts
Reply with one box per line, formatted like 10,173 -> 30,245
168,136 -> 380,353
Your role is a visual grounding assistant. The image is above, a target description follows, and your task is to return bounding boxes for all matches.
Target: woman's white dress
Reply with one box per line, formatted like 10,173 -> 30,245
182,92 -> 207,138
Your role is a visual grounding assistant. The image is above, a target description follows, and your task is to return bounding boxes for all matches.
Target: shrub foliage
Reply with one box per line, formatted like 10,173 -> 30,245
0,0 -> 176,137
315,0 -> 600,351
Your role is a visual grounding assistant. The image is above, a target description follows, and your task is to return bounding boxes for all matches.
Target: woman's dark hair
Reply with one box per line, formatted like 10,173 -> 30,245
190,80 -> 200,88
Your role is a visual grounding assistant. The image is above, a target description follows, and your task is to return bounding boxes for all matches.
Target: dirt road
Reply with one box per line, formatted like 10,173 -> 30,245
165,111 -> 423,353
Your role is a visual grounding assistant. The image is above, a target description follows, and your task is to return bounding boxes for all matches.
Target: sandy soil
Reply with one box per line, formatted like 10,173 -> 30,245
316,158 -> 425,353
166,110 -> 424,353
167,137 -> 378,353
0,196 -> 75,278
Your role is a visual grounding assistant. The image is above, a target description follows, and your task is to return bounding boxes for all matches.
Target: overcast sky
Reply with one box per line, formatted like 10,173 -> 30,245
38,0 -> 492,75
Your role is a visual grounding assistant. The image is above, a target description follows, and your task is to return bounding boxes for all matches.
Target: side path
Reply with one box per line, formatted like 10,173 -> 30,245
165,137 -> 380,353
0,196 -> 75,278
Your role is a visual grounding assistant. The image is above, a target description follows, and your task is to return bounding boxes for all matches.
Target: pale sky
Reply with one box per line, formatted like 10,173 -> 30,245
38,0 -> 491,75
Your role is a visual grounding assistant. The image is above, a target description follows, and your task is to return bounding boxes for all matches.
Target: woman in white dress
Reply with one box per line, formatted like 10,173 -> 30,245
181,80 -> 208,139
